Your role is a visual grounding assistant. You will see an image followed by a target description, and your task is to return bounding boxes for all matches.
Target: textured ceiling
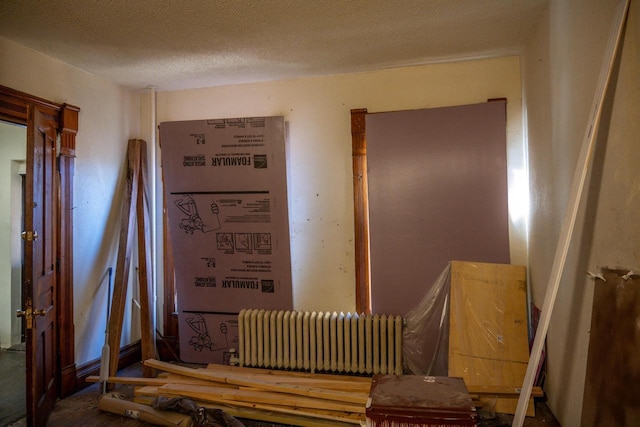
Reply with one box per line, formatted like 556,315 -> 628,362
0,0 -> 548,91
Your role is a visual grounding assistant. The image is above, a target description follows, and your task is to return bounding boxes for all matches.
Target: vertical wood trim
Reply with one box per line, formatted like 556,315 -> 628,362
58,103 -> 79,397
351,109 -> 371,314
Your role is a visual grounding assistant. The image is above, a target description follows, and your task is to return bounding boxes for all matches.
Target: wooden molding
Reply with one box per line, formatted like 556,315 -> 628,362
58,153 -> 76,398
351,108 -> 371,314
57,104 -> 79,398
0,85 -> 62,111
0,84 -> 78,400
59,104 -> 79,156
60,363 -> 78,398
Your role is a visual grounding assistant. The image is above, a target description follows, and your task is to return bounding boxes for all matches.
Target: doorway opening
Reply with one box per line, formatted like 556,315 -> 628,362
0,84 -> 80,426
0,120 -> 27,425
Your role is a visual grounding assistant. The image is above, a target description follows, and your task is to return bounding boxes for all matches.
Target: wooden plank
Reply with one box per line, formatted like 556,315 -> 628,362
217,404 -> 356,427
448,261 -> 533,416
581,269 -> 640,426
230,375 -> 369,392
135,139 -> 156,377
448,348 -> 530,392
449,261 -> 529,362
135,386 -> 359,427
85,375 -> 233,387
132,395 -> 155,406
108,140 -> 141,378
98,396 -> 191,426
210,397 -> 363,425
467,385 -> 543,398
206,362 -> 372,382
157,383 -> 366,414
513,1 -> 631,424
107,139 -> 156,380
204,365 -> 371,392
144,359 -> 369,405
135,385 -> 165,396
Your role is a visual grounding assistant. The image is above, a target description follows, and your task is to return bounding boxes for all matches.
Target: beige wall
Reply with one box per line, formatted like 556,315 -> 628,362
157,56 -> 526,313
523,0 -> 638,424
1,2 -> 636,422
1,35 -> 525,368
0,37 -> 142,364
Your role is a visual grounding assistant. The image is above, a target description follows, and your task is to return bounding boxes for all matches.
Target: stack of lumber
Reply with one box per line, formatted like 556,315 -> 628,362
105,359 -> 369,426
88,359 -> 544,426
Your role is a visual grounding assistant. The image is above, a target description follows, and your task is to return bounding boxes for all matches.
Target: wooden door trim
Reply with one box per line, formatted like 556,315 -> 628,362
0,84 -> 79,398
350,108 -> 371,314
58,103 -> 79,396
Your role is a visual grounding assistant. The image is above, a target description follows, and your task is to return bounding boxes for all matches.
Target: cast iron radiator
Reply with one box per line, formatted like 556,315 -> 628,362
237,309 -> 403,375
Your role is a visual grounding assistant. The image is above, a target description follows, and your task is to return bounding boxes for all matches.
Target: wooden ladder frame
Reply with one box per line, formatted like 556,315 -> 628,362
107,139 -> 156,379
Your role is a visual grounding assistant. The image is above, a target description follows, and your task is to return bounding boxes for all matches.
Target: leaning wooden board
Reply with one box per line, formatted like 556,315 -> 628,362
581,269 -> 640,426
448,261 -> 534,416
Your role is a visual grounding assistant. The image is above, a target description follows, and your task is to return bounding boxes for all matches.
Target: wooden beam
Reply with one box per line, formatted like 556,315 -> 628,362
136,140 -> 156,376
108,140 -> 141,378
157,383 -> 366,414
512,1 -> 630,425
134,387 -> 355,427
107,139 -> 156,380
144,359 -> 369,405
205,363 -> 371,382
85,375 -> 229,387
202,397 -> 363,425
467,385 -> 544,398
205,364 -> 371,392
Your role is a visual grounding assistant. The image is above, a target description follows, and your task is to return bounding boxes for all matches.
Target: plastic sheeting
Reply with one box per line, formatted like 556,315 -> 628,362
402,263 -> 451,376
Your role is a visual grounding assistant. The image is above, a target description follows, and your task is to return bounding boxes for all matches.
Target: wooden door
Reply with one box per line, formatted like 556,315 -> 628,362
24,106 -> 58,426
2,85 -> 79,424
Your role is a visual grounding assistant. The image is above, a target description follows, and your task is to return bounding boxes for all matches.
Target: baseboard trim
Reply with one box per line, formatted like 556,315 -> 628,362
75,340 -> 142,390
60,363 -> 78,398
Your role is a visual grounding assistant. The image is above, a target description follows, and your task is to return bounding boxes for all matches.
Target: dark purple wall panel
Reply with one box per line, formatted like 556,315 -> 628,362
366,101 -> 510,315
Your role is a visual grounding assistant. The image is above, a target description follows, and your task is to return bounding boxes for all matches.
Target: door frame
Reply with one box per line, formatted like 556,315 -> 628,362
0,85 -> 79,399
350,109 -> 371,314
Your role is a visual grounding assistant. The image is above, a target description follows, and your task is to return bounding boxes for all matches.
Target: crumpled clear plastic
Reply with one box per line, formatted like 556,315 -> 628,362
153,396 -> 245,427
402,262 -> 451,376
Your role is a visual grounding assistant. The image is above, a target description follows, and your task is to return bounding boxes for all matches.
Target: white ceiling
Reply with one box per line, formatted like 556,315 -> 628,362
0,0 -> 548,92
